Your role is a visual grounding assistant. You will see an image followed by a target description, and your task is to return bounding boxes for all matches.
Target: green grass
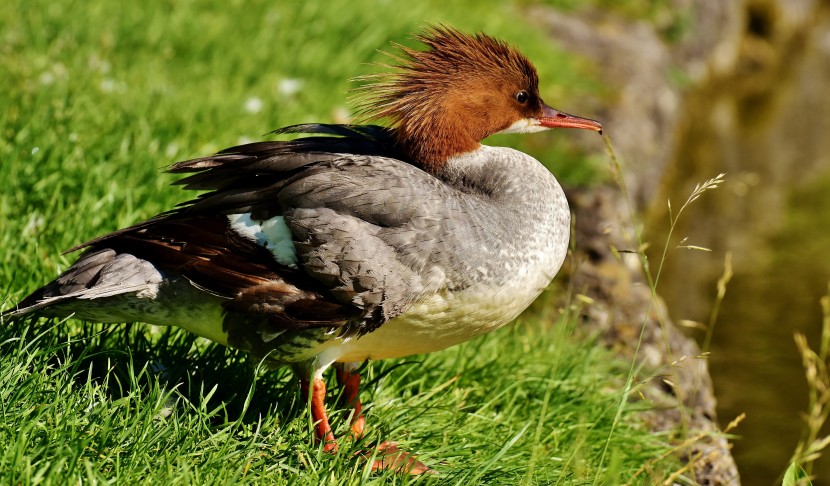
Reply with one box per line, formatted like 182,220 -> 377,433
0,306 -> 674,484
1,0 -> 678,483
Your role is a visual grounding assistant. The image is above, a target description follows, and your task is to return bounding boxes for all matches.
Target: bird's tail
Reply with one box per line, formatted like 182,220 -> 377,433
2,248 -> 163,322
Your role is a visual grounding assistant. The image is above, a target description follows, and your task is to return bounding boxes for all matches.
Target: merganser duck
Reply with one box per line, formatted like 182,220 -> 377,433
4,26 -> 601,473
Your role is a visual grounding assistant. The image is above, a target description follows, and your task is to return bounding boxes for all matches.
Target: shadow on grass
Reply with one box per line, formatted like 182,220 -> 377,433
1,317 -> 425,433
1,318 -> 309,428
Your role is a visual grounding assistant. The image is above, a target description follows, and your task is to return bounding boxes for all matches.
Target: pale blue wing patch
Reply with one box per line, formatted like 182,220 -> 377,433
227,213 -> 299,268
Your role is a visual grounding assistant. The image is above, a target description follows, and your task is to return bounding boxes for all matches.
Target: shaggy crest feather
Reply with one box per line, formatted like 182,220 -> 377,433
353,26 -> 541,172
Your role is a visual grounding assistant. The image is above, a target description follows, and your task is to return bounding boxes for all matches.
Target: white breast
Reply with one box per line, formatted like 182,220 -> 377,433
329,272 -> 554,363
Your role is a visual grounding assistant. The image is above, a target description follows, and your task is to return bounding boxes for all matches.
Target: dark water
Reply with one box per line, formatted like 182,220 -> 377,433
646,18 -> 830,484
651,177 -> 830,484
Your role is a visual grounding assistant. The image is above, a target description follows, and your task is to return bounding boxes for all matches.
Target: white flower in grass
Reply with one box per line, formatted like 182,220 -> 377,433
278,78 -> 302,97
244,96 -> 263,114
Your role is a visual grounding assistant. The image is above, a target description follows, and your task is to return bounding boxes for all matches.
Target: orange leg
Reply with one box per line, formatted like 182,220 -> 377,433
302,366 -> 431,475
300,378 -> 337,452
333,363 -> 432,475
335,363 -> 365,439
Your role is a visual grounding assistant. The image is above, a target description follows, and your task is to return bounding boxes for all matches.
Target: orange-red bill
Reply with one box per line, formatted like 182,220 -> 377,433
539,104 -> 603,133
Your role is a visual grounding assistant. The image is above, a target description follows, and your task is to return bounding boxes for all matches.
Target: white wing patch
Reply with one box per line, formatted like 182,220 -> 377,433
227,213 -> 299,268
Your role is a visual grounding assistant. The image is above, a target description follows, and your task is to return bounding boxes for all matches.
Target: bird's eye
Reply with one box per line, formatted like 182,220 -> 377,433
515,91 -> 529,104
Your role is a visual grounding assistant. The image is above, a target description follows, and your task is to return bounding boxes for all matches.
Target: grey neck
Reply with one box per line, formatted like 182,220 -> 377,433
431,145 -> 571,290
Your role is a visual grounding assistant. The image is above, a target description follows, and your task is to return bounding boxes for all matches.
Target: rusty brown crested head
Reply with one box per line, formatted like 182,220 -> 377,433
353,26 -> 549,173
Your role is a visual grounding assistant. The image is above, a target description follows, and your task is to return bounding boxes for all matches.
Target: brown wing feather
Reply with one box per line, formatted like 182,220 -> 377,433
42,125 -> 413,336
91,215 -> 360,330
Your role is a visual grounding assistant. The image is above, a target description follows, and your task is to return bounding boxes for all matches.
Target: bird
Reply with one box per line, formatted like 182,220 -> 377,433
3,26 -> 602,473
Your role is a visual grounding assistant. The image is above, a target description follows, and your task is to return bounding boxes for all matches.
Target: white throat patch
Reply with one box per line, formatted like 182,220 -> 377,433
495,118 -> 548,135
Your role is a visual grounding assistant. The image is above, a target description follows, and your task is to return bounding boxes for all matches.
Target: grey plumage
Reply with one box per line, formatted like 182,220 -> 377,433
5,124 -> 569,367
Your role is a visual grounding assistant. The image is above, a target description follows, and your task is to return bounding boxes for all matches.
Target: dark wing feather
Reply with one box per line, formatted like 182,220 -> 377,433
54,124 -> 439,337
68,124 -> 404,251
67,214 -> 361,332
169,124 -> 401,188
